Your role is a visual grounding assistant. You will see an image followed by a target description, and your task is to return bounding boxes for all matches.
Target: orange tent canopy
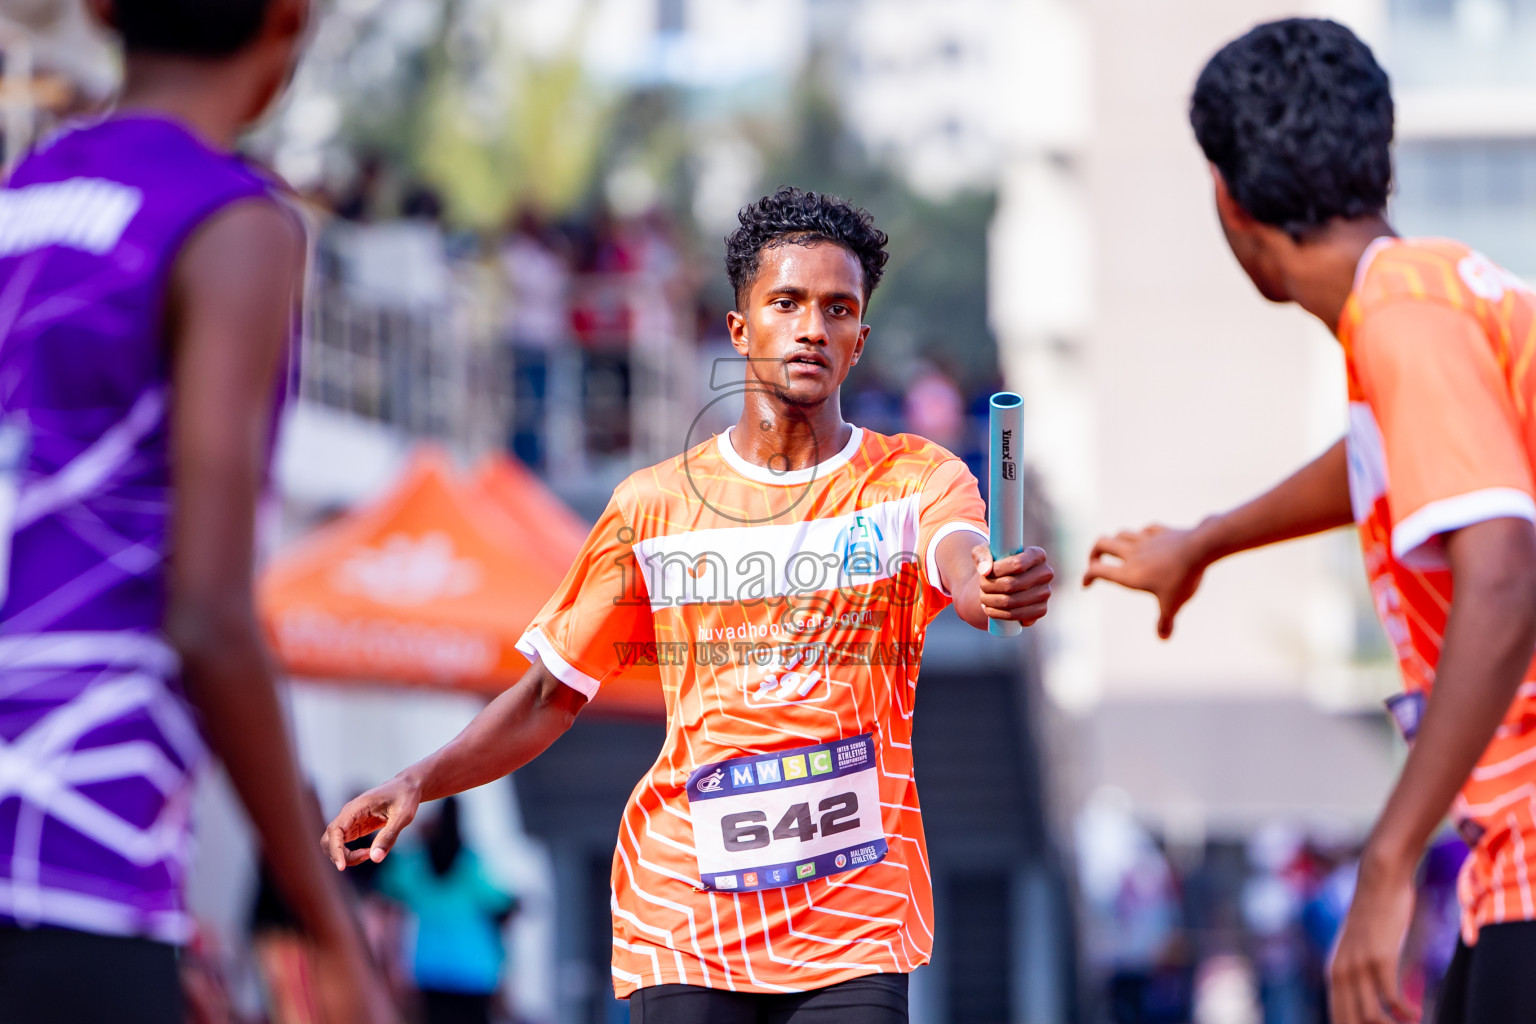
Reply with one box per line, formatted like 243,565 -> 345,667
259,450 -> 662,717
467,453 -> 590,565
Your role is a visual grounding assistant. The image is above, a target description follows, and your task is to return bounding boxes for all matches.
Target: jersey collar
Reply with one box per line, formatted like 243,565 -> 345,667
1352,235 -> 1399,294
716,425 -> 864,486
1339,235 -> 1403,352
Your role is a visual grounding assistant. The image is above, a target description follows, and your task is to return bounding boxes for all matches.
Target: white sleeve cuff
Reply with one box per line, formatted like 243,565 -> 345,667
1392,487 -> 1536,570
515,627 -> 602,699
925,521 -> 989,596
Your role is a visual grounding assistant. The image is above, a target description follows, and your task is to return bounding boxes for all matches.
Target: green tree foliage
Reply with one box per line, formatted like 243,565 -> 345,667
319,0 -> 617,228
416,9 -> 616,227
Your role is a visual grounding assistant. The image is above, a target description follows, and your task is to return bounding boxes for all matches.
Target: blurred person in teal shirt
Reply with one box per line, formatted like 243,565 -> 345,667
380,798 -> 517,1024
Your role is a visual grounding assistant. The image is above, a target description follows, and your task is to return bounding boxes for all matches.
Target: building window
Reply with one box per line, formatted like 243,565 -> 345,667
658,0 -> 686,35
1391,0 -> 1536,25
1390,0 -> 1454,16
1385,0 -> 1536,87
1393,139 -> 1536,276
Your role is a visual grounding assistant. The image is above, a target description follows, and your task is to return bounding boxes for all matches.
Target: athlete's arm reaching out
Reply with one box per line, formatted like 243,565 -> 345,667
1081,438 -> 1353,637
935,531 -> 1054,631
322,662 -> 586,869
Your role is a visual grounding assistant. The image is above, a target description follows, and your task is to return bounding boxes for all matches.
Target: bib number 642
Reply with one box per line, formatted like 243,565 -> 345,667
721,793 -> 860,851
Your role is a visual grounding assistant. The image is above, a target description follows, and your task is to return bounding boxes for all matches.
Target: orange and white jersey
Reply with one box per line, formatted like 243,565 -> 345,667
516,426 -> 987,995
1339,237 -> 1536,941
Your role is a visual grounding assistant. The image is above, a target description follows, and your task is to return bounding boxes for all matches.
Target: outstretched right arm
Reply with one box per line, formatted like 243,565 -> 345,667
322,661 -> 585,869
1082,438 -> 1353,638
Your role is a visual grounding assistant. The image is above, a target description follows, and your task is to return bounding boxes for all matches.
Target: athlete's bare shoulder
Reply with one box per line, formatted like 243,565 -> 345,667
171,200 -> 305,335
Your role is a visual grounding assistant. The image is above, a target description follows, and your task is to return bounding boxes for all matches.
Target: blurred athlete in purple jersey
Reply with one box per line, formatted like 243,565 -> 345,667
0,1 -> 393,1021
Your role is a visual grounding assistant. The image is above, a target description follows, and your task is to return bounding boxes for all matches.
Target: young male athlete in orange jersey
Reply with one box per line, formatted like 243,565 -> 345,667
1082,19 -> 1536,1024
323,186 -> 1054,1022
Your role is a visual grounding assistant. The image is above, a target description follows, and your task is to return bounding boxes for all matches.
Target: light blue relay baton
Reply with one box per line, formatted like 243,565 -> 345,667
988,392 -> 1025,638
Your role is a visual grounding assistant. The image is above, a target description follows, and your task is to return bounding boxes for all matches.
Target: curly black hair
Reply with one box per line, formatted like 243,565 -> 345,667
725,187 -> 890,309
112,0 -> 273,56
1190,18 -> 1393,239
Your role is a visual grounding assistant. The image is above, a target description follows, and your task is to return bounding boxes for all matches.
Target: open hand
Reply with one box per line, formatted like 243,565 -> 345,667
321,775 -> 422,871
972,545 -> 1053,627
1082,524 -> 1207,639
1328,853 -> 1418,1024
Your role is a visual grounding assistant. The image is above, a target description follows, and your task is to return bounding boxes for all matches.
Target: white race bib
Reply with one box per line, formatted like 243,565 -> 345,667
686,733 -> 888,892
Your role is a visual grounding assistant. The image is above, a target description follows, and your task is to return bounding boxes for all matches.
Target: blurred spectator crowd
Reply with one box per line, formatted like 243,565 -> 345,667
1076,791 -> 1466,1024
294,160 -> 1003,494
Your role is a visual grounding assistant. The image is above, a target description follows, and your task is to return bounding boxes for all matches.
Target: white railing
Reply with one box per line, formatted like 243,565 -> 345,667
299,264 -> 699,483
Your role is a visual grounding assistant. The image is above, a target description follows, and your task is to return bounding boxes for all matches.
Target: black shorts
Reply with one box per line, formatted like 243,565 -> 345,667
629,972 -> 908,1024
0,924 -> 181,1024
1436,920 -> 1536,1024
420,988 -> 494,1024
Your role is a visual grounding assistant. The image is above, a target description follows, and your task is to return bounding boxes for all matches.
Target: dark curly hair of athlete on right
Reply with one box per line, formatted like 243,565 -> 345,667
1190,18 -> 1394,239
725,187 -> 890,310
